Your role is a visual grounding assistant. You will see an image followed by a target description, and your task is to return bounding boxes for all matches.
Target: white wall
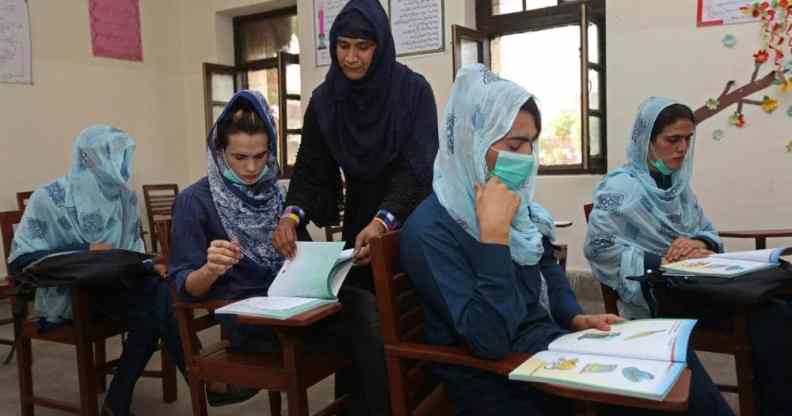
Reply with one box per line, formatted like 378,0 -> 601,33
546,0 -> 792,271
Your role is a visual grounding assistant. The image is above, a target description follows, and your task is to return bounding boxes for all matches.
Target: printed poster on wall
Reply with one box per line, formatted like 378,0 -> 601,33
313,0 -> 348,67
389,0 -> 444,56
696,0 -> 759,27
0,0 -> 32,84
89,0 -> 143,61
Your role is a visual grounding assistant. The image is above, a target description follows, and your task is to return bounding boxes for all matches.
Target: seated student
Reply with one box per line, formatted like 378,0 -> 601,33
400,65 -> 734,416
168,90 -> 389,415
584,96 -> 792,416
7,125 -> 186,416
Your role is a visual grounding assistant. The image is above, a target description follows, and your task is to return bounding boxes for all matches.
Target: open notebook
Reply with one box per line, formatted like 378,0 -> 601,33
661,245 -> 792,278
216,242 -> 355,319
509,319 -> 696,401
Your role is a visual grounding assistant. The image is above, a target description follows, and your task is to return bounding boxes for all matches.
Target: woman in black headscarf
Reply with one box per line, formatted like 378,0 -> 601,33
272,2 -> 437,415
273,0 -> 438,267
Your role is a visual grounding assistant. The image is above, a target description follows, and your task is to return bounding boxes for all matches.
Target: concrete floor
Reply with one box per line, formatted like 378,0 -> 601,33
0,286 -> 740,415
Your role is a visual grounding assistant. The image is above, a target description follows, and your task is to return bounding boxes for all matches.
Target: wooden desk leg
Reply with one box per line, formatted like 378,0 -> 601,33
756,237 -> 766,250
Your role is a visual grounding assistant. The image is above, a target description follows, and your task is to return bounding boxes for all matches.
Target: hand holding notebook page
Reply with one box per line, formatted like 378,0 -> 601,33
216,242 -> 356,319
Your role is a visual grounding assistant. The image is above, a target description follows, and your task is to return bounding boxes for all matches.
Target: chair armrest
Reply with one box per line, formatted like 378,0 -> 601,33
173,299 -> 235,311
235,302 -> 343,328
386,342 -> 531,376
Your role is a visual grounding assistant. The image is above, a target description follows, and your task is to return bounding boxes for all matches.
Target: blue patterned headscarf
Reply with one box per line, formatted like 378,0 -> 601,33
584,97 -> 721,319
10,125 -> 144,323
433,64 -> 556,266
207,90 -> 284,273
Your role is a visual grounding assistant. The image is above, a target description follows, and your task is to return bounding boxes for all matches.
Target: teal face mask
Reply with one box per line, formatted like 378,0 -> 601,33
648,144 -> 673,176
649,158 -> 673,176
222,154 -> 269,186
489,150 -> 535,190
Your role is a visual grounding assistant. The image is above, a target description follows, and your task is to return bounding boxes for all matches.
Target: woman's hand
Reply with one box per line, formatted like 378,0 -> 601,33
204,240 -> 241,277
570,314 -> 624,332
353,220 -> 387,266
89,242 -> 112,251
475,177 -> 520,245
273,217 -> 299,258
665,238 -> 708,263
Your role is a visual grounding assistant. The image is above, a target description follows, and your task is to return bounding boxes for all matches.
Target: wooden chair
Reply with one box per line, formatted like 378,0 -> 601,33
142,184 -> 179,253
155,218 -> 351,416
583,202 -> 755,416
2,210 -> 177,416
16,191 -> 33,212
0,210 -> 20,363
369,231 -> 691,416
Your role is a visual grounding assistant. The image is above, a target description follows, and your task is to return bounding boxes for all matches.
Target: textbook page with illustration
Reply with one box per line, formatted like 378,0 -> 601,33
661,245 -> 792,278
216,242 -> 355,319
509,319 -> 696,401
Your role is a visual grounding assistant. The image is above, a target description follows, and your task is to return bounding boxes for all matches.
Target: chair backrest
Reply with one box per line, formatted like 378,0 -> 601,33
583,203 -> 620,315
16,191 -> 33,213
0,210 -> 22,269
142,184 -> 179,252
583,203 -> 593,222
370,231 -> 452,416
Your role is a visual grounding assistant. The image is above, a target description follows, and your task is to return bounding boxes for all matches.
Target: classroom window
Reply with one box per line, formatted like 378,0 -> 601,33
472,0 -> 606,175
203,6 -> 302,178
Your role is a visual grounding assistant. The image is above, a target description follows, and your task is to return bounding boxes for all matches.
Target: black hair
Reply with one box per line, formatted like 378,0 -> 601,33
650,104 -> 695,142
216,100 -> 269,150
520,98 -> 542,140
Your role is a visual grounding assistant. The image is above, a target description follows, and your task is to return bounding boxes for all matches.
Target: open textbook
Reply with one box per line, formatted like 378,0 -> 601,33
661,245 -> 792,278
509,319 -> 696,401
216,242 -> 355,319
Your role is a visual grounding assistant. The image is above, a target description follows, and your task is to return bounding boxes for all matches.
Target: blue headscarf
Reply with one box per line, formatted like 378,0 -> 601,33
584,97 -> 721,319
10,125 -> 143,323
207,90 -> 284,273
312,0 -> 437,183
434,64 -> 556,266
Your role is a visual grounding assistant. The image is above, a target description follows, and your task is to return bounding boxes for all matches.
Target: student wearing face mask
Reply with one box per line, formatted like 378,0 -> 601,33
585,97 -> 792,415
400,67 -> 734,416
169,90 -> 391,413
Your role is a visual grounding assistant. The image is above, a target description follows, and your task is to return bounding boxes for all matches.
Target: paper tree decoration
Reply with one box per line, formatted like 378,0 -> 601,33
694,1 -> 791,127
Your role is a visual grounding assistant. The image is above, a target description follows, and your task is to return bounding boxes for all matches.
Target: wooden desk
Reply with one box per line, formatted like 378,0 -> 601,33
719,229 -> 792,249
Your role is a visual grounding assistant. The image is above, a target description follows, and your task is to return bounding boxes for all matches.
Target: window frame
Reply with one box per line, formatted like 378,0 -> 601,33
476,0 -> 607,175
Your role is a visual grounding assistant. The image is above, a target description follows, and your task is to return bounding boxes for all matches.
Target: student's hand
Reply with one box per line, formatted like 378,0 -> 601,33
154,264 -> 168,279
353,220 -> 387,266
475,177 -> 520,245
665,238 -> 708,263
273,217 -> 299,258
570,314 -> 624,332
89,242 -> 112,251
683,248 -> 715,260
203,240 -> 241,277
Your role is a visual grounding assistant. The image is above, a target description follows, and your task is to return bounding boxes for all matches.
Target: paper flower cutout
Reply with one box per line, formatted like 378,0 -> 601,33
784,58 -> 792,73
712,129 -> 725,141
787,105 -> 792,117
761,96 -> 779,113
705,98 -> 720,110
722,34 -> 737,48
786,140 -> 792,153
754,49 -> 770,64
740,2 -> 771,18
779,77 -> 792,93
729,111 -> 746,128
